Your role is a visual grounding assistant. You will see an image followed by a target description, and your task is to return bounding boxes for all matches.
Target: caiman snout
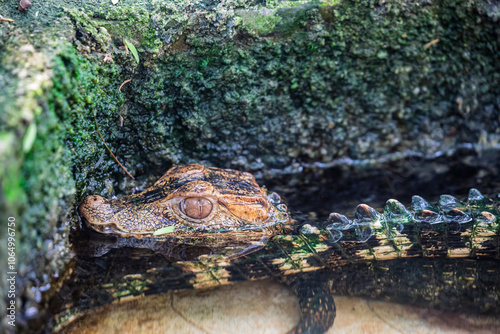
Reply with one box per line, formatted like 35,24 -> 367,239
81,194 -> 107,207
78,195 -> 115,226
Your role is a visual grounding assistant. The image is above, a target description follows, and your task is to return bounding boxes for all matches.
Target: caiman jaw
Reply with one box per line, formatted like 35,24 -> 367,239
78,194 -> 164,236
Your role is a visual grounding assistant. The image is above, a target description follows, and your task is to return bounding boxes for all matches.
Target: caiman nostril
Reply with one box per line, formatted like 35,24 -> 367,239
82,195 -> 107,208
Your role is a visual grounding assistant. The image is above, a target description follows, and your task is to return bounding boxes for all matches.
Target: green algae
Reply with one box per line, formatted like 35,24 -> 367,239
0,3 -> 127,327
238,8 -> 281,35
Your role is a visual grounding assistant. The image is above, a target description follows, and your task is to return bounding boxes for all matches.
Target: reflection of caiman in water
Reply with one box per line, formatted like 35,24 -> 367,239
56,164 -> 499,333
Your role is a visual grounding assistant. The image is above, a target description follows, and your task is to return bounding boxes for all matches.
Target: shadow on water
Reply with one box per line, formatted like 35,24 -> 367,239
266,147 -> 500,217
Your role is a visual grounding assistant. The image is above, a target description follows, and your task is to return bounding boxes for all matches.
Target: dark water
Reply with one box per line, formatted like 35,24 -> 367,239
39,148 -> 500,333
266,147 -> 500,217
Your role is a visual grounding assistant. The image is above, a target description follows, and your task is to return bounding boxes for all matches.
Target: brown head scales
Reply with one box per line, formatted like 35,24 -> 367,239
78,164 -> 289,238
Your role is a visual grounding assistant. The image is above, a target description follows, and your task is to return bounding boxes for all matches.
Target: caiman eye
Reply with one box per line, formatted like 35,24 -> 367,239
180,197 -> 213,219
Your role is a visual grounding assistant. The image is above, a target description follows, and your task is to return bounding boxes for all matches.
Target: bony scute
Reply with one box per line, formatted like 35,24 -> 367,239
325,188 -> 499,244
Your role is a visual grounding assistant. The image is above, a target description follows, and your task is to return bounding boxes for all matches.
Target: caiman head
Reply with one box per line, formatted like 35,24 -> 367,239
78,164 -> 289,238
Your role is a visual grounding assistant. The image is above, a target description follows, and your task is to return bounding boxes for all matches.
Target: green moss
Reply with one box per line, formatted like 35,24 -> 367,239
66,3 -> 161,52
238,8 -> 281,35
90,0 -> 497,186
93,5 -> 161,51
65,8 -> 112,50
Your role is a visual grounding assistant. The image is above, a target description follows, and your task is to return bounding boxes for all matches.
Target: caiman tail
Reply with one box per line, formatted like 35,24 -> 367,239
321,188 -> 499,262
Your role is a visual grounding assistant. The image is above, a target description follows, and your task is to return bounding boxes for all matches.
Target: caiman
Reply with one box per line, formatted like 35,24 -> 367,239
59,164 -> 500,334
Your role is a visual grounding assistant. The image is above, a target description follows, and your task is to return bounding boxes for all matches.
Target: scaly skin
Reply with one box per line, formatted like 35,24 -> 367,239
78,164 -> 289,237
69,165 -> 500,334
78,164 -> 290,258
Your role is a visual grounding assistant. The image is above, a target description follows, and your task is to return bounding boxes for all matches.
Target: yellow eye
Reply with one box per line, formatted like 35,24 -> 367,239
180,197 -> 213,219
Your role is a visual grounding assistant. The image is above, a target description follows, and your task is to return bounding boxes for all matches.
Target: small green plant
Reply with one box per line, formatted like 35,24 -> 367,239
153,225 -> 175,235
123,39 -> 140,64
22,122 -> 37,153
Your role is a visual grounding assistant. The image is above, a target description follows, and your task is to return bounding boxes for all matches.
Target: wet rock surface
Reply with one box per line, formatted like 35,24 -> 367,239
61,280 -> 500,334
